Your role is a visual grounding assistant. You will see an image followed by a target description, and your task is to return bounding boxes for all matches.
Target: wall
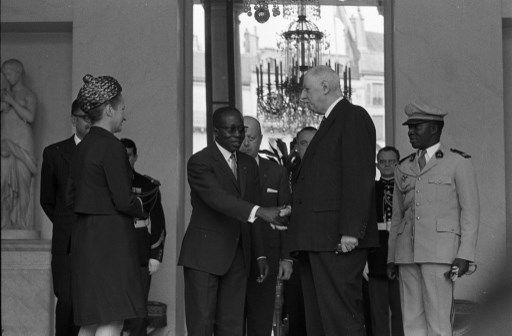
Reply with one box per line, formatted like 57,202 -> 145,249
1,0 -> 191,334
71,0 -> 189,333
393,0 -> 506,301
503,18 -> 512,266
0,31 -> 73,240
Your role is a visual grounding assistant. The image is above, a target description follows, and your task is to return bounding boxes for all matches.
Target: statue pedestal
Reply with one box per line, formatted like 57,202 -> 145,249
1,229 -> 40,240
1,239 -> 53,335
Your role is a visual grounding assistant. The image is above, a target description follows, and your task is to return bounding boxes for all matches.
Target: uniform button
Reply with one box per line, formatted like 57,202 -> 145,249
417,177 -> 421,181
416,202 -> 420,206
416,216 -> 420,220
416,190 -> 420,193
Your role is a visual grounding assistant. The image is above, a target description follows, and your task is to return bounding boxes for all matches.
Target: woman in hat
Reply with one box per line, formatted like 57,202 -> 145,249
68,74 -> 147,335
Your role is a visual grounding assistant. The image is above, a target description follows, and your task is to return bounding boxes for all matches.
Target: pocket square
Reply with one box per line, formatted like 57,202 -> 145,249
266,188 -> 278,193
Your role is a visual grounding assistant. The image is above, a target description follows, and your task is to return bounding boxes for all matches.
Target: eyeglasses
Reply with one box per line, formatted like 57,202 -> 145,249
378,159 -> 398,165
217,125 -> 245,134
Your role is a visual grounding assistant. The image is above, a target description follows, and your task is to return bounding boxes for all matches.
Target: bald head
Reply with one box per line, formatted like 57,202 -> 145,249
240,116 -> 263,158
300,65 -> 342,114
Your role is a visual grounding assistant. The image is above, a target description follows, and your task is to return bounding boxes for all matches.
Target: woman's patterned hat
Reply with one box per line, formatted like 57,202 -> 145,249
77,74 -> 122,112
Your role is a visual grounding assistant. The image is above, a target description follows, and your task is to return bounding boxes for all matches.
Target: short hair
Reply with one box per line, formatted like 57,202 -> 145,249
1,59 -> 24,73
120,138 -> 137,156
71,99 -> 82,115
377,146 -> 400,161
85,93 -> 123,123
296,126 -> 318,139
305,65 -> 341,92
212,106 -> 242,128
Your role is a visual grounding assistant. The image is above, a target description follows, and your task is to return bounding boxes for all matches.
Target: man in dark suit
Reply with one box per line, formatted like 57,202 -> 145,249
178,106 -> 286,336
287,65 -> 378,336
241,116 -> 292,336
40,100 -> 90,336
121,138 -> 166,336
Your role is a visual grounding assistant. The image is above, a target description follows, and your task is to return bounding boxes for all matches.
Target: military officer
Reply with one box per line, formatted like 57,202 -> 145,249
386,102 -> 479,336
121,138 -> 166,336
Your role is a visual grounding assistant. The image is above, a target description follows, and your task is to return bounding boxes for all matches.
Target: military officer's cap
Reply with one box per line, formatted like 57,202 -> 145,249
402,102 -> 447,125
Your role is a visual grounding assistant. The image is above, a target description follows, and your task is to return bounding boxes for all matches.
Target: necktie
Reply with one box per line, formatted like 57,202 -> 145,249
229,153 -> 238,180
418,149 -> 427,171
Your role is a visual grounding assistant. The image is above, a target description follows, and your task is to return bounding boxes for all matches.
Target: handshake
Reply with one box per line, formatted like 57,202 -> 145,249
256,205 -> 292,231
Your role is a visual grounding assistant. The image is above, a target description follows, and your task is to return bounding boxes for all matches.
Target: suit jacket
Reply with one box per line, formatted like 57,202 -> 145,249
178,144 -> 264,276
387,145 -> 479,264
288,98 -> 378,253
132,171 -> 166,265
66,126 -> 145,219
254,157 -> 291,261
40,136 -> 76,255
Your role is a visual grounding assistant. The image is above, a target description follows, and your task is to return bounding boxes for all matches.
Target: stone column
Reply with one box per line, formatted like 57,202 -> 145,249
207,0 -> 243,110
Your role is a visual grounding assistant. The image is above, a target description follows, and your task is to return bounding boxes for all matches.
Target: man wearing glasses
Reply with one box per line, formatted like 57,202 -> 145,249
178,106 -> 288,336
40,100 -> 91,336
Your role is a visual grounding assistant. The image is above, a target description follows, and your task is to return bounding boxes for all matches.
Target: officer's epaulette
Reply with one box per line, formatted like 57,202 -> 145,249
144,174 -> 161,186
450,148 -> 471,159
400,153 -> 415,164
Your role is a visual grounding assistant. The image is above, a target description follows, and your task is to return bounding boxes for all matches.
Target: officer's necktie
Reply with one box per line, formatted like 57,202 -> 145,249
229,153 -> 238,180
418,149 -> 427,171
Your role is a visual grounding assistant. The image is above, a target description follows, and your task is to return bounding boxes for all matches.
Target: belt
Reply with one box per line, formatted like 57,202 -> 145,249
377,221 -> 391,231
134,219 -> 149,229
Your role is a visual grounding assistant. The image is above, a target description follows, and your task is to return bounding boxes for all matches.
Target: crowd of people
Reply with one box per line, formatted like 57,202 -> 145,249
34,65 -> 479,336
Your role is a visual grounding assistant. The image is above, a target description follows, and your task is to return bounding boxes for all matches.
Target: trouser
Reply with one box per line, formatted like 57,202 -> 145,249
184,244 -> 247,336
51,254 -> 80,336
299,250 -> 368,336
283,261 -> 307,336
123,266 -> 151,335
368,276 -> 404,336
246,252 -> 279,336
398,264 -> 453,336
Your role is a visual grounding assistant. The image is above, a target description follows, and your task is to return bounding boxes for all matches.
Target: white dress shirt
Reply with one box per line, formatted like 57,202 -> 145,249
215,142 -> 259,222
421,142 -> 441,164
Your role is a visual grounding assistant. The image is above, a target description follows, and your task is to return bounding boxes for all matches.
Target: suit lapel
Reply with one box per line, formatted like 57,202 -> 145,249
419,144 -> 444,176
210,145 -> 240,192
258,157 -> 269,186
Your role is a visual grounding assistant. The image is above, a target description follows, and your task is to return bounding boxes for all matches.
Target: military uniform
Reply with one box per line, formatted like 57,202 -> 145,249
124,170 -> 166,336
388,145 -> 479,336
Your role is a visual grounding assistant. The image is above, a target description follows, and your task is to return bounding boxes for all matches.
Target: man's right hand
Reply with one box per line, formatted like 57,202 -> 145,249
387,262 -> 398,280
256,206 -> 284,225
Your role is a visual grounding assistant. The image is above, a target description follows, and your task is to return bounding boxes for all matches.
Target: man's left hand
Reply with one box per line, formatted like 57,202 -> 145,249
277,260 -> 293,280
335,235 -> 359,254
451,258 -> 470,277
148,258 -> 161,275
256,258 -> 269,283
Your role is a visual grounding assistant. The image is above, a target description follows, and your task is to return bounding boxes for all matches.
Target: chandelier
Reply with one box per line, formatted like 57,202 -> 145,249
242,0 -> 320,23
254,5 -> 353,135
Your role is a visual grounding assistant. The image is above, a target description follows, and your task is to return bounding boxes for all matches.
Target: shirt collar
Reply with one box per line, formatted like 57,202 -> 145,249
255,155 -> 260,166
74,134 -> 82,145
324,97 -> 343,119
215,141 -> 235,163
421,142 -> 441,162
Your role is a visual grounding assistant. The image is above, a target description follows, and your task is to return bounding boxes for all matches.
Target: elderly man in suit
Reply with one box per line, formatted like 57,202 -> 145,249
241,116 -> 292,336
178,106 -> 286,336
387,102 -> 479,336
40,100 -> 90,336
287,65 -> 378,336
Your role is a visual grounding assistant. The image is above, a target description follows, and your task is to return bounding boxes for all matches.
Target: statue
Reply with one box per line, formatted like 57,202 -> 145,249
1,59 -> 37,229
